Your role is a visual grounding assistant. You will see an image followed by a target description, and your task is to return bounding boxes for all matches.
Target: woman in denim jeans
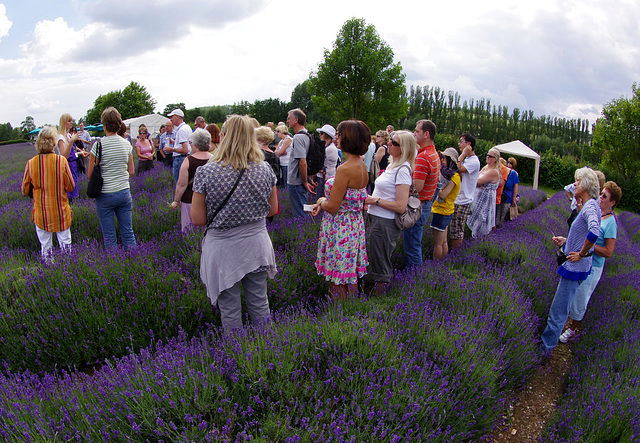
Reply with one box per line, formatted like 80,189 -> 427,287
88,106 -> 137,250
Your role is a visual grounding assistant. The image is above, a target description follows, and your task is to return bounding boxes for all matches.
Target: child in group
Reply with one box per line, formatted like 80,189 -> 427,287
431,148 -> 461,260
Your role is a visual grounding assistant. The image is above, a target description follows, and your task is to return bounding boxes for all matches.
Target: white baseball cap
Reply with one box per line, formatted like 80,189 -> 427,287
167,109 -> 184,118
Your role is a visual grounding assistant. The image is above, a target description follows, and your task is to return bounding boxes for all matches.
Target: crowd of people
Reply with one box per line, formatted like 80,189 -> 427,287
21,106 -> 619,344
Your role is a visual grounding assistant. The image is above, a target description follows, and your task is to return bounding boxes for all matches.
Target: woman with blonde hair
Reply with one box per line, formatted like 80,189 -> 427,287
365,130 -> 415,293
56,113 -> 89,202
374,130 -> 391,173
191,115 -> 278,335
466,146 -> 501,238
274,124 -> 292,187
22,126 -> 75,257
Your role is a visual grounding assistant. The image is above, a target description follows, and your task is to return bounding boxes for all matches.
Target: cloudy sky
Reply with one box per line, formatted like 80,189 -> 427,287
1,0 -> 638,130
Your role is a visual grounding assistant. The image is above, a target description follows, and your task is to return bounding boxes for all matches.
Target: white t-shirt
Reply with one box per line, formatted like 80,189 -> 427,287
319,142 -> 339,178
277,135 -> 292,167
173,122 -> 193,157
455,155 -> 481,205
367,162 -> 413,219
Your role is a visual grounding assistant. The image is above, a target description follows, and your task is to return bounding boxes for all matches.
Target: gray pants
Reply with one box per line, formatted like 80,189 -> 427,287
218,271 -> 270,335
367,214 -> 402,283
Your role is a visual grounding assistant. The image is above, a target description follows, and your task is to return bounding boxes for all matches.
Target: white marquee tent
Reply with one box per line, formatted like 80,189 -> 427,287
123,114 -> 169,142
493,140 -> 541,190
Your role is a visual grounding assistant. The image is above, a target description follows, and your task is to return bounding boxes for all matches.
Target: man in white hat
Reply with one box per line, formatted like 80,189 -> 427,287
166,109 -> 192,182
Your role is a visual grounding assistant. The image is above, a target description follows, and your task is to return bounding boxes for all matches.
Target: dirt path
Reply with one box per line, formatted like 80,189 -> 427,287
489,344 -> 574,442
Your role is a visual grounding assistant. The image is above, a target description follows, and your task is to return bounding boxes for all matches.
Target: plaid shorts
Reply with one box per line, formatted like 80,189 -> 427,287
449,203 -> 472,240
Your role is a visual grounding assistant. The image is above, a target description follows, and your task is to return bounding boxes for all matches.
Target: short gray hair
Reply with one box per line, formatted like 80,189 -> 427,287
191,128 -> 212,152
575,167 -> 600,199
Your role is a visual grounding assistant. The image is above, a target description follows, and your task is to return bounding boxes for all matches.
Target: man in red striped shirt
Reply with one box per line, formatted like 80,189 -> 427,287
403,119 -> 441,268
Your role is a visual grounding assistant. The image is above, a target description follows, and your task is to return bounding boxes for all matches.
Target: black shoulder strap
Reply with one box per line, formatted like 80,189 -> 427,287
207,168 -> 245,229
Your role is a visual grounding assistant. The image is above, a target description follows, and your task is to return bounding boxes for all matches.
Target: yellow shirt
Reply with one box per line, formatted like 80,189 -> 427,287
22,153 -> 75,232
432,173 -> 460,216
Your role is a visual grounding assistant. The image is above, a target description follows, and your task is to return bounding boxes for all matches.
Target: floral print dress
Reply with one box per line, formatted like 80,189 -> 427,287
315,177 -> 369,285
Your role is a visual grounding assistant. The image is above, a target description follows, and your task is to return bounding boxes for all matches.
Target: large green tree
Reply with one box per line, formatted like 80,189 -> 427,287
85,81 -> 156,124
250,98 -> 290,125
307,18 -> 407,129
592,83 -> 640,181
162,103 -> 186,116
20,116 -> 36,135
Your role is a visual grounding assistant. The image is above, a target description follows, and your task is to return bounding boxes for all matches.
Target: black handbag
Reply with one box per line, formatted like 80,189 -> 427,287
556,248 -> 567,266
86,141 -> 103,198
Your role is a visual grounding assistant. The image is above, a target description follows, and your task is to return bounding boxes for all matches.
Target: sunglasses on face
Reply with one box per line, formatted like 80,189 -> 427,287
389,139 -> 400,147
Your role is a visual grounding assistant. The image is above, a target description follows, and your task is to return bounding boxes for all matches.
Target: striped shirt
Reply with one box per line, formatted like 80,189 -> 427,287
558,197 -> 601,281
22,153 -> 75,232
414,144 -> 441,201
91,135 -> 132,194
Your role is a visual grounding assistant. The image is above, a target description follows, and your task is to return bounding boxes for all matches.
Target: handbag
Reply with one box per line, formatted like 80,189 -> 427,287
393,165 -> 423,231
509,205 -> 519,220
86,141 -> 103,198
369,155 -> 380,185
556,248 -> 567,266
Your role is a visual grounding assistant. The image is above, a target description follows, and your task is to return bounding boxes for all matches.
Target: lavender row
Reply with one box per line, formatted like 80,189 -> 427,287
0,190 -> 562,440
541,213 -> 640,441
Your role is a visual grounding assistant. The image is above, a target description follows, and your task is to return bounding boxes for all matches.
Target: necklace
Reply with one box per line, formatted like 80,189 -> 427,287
602,210 -> 614,217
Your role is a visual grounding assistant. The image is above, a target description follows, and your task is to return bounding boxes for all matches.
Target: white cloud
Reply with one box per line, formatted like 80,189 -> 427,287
19,17 -> 87,69
0,4 -> 11,41
1,0 -> 639,131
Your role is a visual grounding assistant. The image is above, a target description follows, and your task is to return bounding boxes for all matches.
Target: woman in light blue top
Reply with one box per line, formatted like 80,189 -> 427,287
88,107 -> 136,250
559,181 -> 621,343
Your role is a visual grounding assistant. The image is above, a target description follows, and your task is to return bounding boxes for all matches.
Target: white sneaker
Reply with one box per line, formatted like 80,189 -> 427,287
559,328 -> 576,343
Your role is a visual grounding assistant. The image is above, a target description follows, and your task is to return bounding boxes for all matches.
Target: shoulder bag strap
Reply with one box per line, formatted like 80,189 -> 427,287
394,164 -> 412,184
92,140 -> 102,167
208,168 -> 245,226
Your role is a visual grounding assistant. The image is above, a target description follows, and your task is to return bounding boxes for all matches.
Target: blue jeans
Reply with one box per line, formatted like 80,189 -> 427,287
288,183 -> 308,218
541,277 -> 582,349
314,176 -> 325,200
403,198 -> 434,268
95,188 -> 137,250
172,155 -> 187,182
279,166 -> 288,188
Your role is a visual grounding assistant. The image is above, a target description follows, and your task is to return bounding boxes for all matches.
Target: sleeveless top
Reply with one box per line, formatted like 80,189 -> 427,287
181,155 -> 210,204
136,140 -> 154,158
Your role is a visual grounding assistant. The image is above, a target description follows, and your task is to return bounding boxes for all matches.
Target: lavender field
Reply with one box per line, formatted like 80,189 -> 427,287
0,143 -> 638,442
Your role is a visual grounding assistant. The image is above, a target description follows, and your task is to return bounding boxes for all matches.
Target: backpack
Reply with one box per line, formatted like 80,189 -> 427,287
296,130 -> 326,177
263,149 -> 282,186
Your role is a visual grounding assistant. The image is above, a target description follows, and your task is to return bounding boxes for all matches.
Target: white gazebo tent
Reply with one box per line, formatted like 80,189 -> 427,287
123,114 -> 169,142
492,140 -> 541,190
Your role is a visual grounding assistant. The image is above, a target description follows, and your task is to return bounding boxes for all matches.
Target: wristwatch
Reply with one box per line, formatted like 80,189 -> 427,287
376,198 -> 381,205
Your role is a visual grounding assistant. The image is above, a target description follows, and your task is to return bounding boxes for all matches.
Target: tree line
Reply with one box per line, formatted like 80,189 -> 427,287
402,85 -> 592,147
